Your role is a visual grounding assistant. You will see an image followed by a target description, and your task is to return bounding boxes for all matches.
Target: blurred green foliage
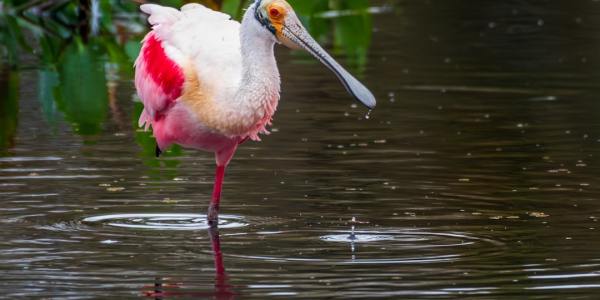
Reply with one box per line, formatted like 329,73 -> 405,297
0,0 -> 373,155
55,38 -> 108,135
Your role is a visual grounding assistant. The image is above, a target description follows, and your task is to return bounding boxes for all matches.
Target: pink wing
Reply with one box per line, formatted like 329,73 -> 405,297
135,5 -> 185,130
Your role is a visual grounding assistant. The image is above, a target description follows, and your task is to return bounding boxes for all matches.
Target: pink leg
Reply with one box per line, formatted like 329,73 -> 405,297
209,227 -> 225,275
208,143 -> 238,226
208,227 -> 235,299
207,165 -> 226,225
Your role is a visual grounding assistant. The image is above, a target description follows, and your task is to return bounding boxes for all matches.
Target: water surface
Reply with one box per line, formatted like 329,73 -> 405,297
2,1 -> 600,299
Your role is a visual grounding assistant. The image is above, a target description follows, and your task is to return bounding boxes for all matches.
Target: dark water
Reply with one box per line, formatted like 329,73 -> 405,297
2,1 -> 600,299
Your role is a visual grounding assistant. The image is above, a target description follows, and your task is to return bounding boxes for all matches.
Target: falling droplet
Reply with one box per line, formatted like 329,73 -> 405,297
365,110 -> 372,120
350,217 -> 357,260
349,217 -> 357,240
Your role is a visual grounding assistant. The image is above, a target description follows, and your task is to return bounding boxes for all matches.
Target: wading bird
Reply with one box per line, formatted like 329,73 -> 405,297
135,0 -> 376,225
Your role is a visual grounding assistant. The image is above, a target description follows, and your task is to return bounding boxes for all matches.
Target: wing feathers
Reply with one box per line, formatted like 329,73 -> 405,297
140,4 -> 180,26
181,3 -> 232,20
136,3 -> 243,130
135,32 -> 185,129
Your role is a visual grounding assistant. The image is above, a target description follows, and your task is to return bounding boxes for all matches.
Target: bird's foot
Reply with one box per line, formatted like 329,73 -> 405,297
207,204 -> 219,227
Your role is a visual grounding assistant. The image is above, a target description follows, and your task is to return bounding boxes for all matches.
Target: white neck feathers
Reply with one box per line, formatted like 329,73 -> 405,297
229,8 -> 281,140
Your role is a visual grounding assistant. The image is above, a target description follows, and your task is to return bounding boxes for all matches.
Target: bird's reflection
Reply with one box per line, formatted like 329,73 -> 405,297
210,226 -> 233,299
142,227 -> 236,299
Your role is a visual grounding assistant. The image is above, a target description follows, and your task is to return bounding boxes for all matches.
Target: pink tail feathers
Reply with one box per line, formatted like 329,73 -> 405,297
138,109 -> 152,131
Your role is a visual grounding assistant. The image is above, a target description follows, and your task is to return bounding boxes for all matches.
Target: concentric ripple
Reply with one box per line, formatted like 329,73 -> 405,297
82,213 -> 248,230
225,228 -> 505,265
321,232 -> 396,243
320,230 -> 490,248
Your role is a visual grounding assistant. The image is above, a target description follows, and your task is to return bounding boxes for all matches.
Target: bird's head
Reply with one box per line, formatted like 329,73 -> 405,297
252,0 -> 376,109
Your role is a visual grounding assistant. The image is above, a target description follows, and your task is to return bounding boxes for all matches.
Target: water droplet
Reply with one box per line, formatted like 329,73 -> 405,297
349,217 -> 357,241
365,110 -> 372,120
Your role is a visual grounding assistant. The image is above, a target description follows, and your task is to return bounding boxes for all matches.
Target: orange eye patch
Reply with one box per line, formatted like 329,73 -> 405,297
270,8 -> 281,17
267,2 -> 287,21
266,2 -> 288,36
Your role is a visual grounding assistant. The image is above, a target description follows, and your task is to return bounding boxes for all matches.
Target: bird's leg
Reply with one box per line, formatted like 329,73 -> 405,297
208,165 -> 226,226
208,226 -> 235,298
208,144 -> 237,226
208,226 -> 225,275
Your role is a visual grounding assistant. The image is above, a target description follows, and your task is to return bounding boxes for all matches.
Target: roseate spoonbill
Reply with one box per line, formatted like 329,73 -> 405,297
135,0 -> 376,225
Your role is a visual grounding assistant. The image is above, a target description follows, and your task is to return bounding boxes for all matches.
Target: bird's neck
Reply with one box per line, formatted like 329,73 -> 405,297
229,16 -> 281,140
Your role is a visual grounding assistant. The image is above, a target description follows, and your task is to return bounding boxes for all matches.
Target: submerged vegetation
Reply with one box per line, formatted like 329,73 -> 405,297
0,0 -> 375,154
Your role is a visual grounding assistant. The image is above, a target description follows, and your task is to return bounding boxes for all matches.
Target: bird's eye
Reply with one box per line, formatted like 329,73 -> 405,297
269,7 -> 281,18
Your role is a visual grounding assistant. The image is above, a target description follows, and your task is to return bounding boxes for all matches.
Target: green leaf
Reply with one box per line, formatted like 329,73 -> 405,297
38,35 -> 61,64
0,16 -> 20,67
99,37 -> 134,74
5,15 -> 32,54
158,0 -> 184,8
99,0 -> 114,32
55,39 -> 108,135
221,0 -> 242,18
333,6 -> 371,69
37,67 -> 61,125
288,0 -> 329,39
125,39 -> 142,63
288,0 -> 372,69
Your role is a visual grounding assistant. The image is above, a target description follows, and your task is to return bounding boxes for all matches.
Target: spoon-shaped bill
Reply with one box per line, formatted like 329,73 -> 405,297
280,16 -> 376,109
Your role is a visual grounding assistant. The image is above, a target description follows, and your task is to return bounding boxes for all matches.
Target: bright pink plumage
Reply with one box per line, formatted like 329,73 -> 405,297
143,34 -> 183,105
135,32 -> 184,130
135,35 -> 240,164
